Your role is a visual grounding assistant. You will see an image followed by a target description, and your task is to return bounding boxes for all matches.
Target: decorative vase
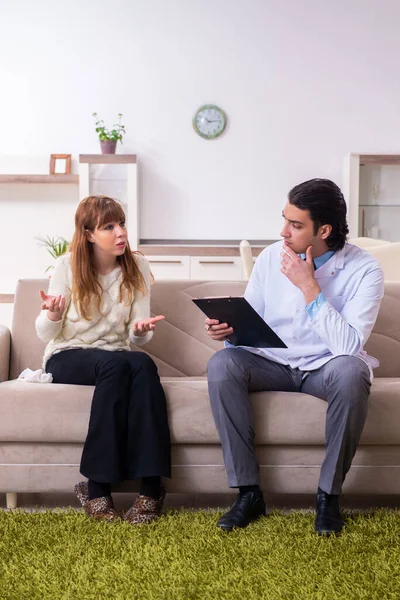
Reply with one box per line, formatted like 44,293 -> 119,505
100,140 -> 117,154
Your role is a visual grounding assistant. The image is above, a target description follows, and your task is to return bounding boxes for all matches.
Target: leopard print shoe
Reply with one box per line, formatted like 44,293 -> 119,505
74,480 -> 119,522
124,485 -> 166,525
84,496 -> 119,522
74,481 -> 89,507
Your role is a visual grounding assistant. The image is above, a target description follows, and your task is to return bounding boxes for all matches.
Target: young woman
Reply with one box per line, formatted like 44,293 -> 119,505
35,195 -> 171,524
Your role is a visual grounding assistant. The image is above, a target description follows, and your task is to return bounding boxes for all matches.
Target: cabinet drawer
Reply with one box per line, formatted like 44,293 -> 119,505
145,255 -> 190,280
190,256 -> 243,280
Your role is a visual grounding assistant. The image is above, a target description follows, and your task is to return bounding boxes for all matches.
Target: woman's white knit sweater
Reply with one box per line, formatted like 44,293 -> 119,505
35,253 -> 153,368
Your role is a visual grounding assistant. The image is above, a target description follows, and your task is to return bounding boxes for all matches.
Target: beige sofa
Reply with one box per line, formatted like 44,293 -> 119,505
1,278 -> 400,508
364,242 -> 400,281
348,237 -> 391,248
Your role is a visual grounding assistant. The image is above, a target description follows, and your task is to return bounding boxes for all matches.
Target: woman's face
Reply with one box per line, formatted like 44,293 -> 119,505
86,219 -> 128,257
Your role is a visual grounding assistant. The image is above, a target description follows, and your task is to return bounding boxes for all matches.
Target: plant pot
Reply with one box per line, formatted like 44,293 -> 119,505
100,140 -> 117,154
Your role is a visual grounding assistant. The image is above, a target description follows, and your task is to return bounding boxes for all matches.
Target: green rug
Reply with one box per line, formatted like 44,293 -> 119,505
1,508 -> 400,599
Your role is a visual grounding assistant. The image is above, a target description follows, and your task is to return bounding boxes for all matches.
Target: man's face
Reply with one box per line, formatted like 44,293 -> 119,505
280,202 -> 328,255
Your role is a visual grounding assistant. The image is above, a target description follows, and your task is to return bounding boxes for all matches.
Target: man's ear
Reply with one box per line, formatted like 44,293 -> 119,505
319,224 -> 332,241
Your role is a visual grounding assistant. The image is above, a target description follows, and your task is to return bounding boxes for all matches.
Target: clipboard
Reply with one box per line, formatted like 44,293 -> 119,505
192,296 -> 287,348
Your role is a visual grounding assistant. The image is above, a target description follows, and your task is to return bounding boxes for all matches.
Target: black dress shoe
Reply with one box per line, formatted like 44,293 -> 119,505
315,487 -> 344,536
217,491 -> 266,531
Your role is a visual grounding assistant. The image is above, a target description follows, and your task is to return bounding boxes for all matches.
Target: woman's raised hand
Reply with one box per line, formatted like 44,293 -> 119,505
132,315 -> 165,336
39,290 -> 66,321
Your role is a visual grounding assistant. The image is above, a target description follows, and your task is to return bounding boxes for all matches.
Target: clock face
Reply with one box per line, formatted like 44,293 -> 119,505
193,104 -> 227,139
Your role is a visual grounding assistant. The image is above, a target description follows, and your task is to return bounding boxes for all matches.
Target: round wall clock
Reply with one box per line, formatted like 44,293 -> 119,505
193,104 -> 227,139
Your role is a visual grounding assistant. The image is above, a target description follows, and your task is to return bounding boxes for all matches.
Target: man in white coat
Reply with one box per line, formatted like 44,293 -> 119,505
205,178 -> 384,535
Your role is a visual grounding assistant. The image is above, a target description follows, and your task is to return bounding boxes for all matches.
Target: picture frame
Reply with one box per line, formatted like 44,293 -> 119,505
49,154 -> 72,175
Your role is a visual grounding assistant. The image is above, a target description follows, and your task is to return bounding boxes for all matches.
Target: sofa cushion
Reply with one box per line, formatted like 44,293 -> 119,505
1,377 -> 400,445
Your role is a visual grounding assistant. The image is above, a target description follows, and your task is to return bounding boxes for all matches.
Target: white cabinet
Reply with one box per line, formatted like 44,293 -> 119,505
144,254 -> 244,280
190,256 -> 243,280
343,153 -> 400,241
146,256 -> 190,280
79,154 -> 138,249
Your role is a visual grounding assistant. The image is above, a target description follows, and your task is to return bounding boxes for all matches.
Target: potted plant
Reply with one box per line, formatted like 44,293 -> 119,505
36,235 -> 70,272
92,112 -> 126,154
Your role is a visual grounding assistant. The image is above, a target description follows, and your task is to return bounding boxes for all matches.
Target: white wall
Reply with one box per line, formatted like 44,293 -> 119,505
2,0 -> 400,286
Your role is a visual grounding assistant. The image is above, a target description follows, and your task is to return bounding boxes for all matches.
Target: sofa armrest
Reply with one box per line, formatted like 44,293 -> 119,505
0,325 -> 11,382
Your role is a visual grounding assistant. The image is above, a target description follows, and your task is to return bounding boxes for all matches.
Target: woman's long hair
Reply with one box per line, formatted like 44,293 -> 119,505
69,195 -> 146,320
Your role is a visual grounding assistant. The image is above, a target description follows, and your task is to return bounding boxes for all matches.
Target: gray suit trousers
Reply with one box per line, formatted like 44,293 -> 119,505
207,348 -> 371,495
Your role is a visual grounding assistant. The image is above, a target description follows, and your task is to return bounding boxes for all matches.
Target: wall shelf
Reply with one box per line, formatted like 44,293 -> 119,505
359,155 -> 400,165
79,154 -> 137,164
0,174 -> 78,184
138,244 -> 264,257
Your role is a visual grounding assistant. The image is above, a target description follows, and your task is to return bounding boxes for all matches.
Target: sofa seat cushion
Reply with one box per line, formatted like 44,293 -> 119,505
0,377 -> 399,445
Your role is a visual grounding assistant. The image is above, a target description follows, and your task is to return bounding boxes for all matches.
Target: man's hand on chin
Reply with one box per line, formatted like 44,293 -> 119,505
280,244 -> 321,304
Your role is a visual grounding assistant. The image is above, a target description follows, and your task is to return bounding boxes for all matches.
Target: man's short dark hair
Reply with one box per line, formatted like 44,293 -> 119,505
288,178 -> 349,251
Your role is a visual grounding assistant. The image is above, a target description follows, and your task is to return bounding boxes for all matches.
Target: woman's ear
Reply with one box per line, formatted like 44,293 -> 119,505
85,228 -> 94,243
